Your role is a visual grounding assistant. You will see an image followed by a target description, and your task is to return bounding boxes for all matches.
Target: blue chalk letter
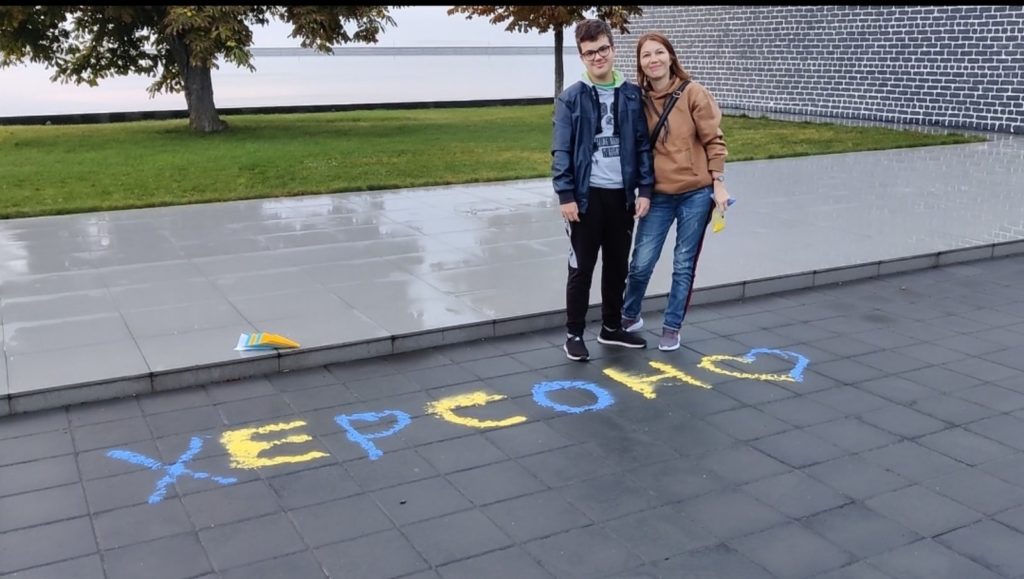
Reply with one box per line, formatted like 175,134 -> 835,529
334,410 -> 411,460
532,381 -> 614,414
106,436 -> 237,505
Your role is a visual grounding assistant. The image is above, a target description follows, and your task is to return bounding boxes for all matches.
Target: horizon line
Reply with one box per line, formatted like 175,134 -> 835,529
248,46 -> 578,56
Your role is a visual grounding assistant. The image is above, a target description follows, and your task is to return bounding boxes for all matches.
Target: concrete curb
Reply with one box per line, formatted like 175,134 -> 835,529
4,238 -> 1024,415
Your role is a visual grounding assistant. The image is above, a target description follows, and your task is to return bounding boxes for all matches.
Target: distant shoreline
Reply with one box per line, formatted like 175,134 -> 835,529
2,50 -> 585,119
248,46 -> 577,57
0,97 -> 555,126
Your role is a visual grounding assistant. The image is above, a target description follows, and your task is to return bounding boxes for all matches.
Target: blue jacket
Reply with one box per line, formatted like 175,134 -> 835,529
551,71 -> 654,214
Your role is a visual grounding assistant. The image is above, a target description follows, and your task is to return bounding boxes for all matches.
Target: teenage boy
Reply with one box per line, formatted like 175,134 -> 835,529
552,18 -> 654,361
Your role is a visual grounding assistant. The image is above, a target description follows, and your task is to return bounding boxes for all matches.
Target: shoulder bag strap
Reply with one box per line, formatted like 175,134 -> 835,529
649,79 -> 691,144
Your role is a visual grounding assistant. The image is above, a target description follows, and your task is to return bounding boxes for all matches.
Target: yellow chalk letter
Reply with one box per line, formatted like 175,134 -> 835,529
603,361 -> 710,399
221,420 -> 329,469
426,391 -> 527,429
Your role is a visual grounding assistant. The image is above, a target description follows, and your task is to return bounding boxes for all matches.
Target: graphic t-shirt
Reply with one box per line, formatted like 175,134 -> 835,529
589,85 -> 623,189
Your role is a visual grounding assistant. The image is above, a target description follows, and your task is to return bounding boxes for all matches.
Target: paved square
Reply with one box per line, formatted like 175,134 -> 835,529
1,255 -> 1023,578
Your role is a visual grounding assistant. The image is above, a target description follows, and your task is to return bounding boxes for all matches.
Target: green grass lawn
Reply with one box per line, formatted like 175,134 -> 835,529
0,105 -> 985,219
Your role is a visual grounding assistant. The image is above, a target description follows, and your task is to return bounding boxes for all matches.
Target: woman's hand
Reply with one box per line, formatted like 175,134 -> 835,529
635,197 -> 650,219
712,181 -> 731,215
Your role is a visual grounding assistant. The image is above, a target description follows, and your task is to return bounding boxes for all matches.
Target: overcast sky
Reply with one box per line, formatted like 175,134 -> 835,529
0,6 -> 590,116
251,6 -> 562,47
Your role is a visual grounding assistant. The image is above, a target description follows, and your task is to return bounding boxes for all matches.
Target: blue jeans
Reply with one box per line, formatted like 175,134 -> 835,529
622,186 -> 713,331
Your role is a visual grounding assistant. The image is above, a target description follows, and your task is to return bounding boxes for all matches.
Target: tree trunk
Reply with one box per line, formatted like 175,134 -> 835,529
554,26 -> 564,102
184,65 -> 226,133
168,36 -> 227,134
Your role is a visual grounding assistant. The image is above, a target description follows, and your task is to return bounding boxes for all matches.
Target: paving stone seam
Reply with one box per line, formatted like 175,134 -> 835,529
8,258 -> 1024,565
90,389 -> 223,579
0,543 -> 103,578
5,244 -> 1024,416
7,433 -> 687,528
0,459 -> 1007,557
41,497 -> 813,578
8,405 -> 1024,565
191,459 -> 325,574
70,428 -> 966,561
240,383 -> 537,574
6,383 -> 1014,493
926,522 -> 1024,578
12,482 -> 967,577
182,424 -> 353,575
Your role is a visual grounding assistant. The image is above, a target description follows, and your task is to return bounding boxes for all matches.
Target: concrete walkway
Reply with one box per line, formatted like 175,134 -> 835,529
3,256 -> 1024,578
1,136 -> 1023,414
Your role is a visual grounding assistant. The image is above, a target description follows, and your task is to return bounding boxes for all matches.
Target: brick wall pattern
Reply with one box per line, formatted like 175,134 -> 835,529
611,5 -> 1024,134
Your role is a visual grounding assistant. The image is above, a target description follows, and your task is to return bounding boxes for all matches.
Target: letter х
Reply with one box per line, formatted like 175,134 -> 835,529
106,436 -> 237,504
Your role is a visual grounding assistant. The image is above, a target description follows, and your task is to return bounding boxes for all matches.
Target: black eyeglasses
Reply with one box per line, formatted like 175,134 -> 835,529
581,44 -> 612,61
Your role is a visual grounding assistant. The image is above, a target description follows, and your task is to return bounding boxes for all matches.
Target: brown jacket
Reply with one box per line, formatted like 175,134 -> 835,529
644,78 -> 728,195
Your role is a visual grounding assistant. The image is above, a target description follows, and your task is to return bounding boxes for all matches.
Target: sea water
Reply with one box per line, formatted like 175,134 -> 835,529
0,47 -> 590,117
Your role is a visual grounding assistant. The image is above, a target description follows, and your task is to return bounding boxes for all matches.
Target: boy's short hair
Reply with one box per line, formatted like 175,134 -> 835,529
575,19 -> 613,51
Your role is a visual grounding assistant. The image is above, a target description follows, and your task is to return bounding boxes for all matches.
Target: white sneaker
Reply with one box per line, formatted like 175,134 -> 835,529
622,316 -> 644,333
659,328 -> 680,351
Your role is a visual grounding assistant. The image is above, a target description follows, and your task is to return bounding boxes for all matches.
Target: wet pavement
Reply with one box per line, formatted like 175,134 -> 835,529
3,254 -> 1024,578
1,136 -> 1023,412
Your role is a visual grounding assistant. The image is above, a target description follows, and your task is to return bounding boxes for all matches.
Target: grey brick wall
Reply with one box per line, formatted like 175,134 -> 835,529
614,5 -> 1024,134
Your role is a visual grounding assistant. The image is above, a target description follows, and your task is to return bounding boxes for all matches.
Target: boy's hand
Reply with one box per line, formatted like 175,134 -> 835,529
635,197 -> 650,219
560,201 -> 580,222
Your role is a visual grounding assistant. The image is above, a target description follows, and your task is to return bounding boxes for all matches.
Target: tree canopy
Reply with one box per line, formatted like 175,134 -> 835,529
447,6 -> 642,100
0,6 -> 399,132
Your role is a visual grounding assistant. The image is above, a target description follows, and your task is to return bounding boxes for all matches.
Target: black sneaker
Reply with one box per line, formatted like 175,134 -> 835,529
564,335 -> 590,361
598,326 -> 647,349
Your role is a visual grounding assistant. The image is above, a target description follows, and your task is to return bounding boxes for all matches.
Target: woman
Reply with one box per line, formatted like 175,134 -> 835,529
621,32 -> 731,351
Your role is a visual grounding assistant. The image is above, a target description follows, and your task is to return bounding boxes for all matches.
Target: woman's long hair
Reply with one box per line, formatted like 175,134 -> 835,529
636,32 -> 692,145
635,32 -> 691,91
